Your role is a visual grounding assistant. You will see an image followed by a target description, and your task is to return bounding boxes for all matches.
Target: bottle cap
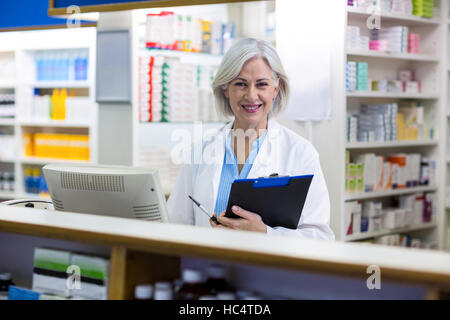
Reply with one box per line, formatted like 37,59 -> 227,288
216,292 -> 236,300
134,284 -> 153,299
0,273 -> 12,281
154,288 -> 173,300
182,268 -> 202,283
207,265 -> 226,279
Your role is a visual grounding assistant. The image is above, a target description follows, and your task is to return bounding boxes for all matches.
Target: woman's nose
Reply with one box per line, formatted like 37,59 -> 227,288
246,85 -> 258,101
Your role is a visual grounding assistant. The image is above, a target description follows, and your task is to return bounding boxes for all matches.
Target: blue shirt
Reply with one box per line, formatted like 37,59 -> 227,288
213,130 -> 267,214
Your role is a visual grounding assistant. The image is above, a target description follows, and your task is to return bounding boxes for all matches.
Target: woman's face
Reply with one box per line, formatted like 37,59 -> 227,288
224,57 -> 280,131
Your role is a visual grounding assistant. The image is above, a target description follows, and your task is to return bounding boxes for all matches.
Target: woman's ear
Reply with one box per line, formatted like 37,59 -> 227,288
223,87 -> 229,99
273,79 -> 281,100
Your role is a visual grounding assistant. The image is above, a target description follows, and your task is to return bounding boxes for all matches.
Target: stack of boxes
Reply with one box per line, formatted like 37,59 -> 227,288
139,55 -> 221,123
358,103 -> 398,142
23,133 -> 90,160
346,61 -> 357,91
345,151 -> 435,194
370,26 -> 409,53
346,26 -> 369,51
145,11 -> 235,55
408,33 -> 420,53
32,248 -> 109,300
345,192 -> 436,238
412,0 -> 434,18
356,62 -> 368,91
346,61 -> 368,92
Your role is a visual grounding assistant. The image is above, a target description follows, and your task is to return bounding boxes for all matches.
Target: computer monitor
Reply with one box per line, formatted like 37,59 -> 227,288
42,163 -> 169,222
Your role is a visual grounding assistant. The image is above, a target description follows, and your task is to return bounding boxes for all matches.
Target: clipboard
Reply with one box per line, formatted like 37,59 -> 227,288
224,174 -> 313,229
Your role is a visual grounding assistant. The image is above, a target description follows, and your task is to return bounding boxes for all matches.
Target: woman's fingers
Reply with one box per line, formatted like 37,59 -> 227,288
231,206 -> 258,220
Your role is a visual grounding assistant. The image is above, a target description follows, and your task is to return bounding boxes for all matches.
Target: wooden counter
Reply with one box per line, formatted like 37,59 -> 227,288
1,205 -> 450,299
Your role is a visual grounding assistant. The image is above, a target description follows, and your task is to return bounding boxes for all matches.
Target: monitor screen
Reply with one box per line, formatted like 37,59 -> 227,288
43,163 -> 169,222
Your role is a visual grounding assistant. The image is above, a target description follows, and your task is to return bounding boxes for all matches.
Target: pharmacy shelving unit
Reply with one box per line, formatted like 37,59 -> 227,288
445,0 -> 450,251
342,1 -> 447,249
129,3 -> 274,193
0,28 -> 98,202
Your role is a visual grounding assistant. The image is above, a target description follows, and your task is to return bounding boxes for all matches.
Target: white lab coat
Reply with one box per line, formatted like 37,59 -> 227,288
167,118 -> 335,240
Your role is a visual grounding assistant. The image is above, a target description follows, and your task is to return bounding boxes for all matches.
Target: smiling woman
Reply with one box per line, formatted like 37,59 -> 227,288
167,38 -> 334,241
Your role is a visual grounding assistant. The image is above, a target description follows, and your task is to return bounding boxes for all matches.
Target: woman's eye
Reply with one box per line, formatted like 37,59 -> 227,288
235,82 -> 246,87
257,82 -> 268,87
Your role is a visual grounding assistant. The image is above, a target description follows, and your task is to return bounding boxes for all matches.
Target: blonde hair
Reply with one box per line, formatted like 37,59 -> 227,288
212,38 -> 290,118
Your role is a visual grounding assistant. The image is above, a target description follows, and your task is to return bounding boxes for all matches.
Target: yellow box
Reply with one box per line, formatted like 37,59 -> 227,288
23,133 -> 34,157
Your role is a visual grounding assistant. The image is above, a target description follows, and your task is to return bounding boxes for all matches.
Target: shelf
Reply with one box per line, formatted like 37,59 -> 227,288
346,91 -> 439,99
0,191 -> 16,199
143,48 -> 223,65
346,6 -> 440,25
344,185 -> 437,201
15,193 -> 51,201
19,157 -> 91,165
32,81 -> 90,88
344,222 -> 436,242
18,120 -> 92,128
0,158 -> 15,163
346,49 -> 439,62
0,83 -> 14,89
346,140 -> 438,149
0,118 -> 15,126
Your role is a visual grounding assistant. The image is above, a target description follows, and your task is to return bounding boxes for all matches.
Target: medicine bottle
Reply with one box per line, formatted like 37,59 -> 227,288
154,281 -> 174,300
205,265 -> 233,295
0,273 -> 14,300
177,268 -> 207,300
134,284 -> 153,300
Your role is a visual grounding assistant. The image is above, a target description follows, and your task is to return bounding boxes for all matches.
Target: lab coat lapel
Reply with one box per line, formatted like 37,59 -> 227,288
198,121 -> 232,214
248,119 -> 279,179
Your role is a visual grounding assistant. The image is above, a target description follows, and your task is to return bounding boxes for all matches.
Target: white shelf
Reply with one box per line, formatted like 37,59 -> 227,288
346,91 -> 439,99
143,48 -> 223,65
0,158 -> 15,163
18,120 -> 92,128
0,191 -> 16,199
0,83 -> 14,89
32,81 -> 90,88
19,157 -> 91,165
344,222 -> 437,242
0,118 -> 15,126
346,49 -> 439,62
346,140 -> 438,149
346,6 -> 440,25
344,185 -> 437,201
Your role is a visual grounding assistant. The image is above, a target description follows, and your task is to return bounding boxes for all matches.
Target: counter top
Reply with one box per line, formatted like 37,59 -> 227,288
1,205 -> 450,287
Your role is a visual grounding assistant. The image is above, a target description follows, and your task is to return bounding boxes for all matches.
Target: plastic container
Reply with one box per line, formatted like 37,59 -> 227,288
0,273 -> 14,300
177,268 -> 208,300
134,284 -> 153,300
154,281 -> 173,300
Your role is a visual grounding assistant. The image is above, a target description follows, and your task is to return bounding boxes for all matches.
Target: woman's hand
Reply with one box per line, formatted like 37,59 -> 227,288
209,205 -> 267,233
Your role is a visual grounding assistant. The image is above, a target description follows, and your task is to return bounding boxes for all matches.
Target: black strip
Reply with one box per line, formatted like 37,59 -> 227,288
33,267 -> 105,286
34,267 -> 67,279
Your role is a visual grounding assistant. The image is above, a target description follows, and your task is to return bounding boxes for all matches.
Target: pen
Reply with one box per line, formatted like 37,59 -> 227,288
188,195 -> 220,224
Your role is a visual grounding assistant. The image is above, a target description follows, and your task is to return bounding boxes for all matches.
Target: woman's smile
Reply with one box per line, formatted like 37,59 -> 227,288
241,103 -> 262,113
